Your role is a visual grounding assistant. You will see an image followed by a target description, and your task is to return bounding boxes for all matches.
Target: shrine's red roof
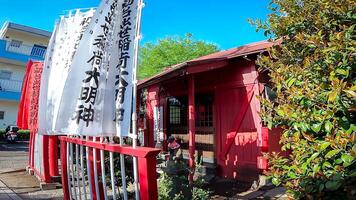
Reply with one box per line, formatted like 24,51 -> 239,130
138,40 -> 277,88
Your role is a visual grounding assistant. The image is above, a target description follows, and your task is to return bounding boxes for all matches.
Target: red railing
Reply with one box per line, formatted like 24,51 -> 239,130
59,136 -> 160,200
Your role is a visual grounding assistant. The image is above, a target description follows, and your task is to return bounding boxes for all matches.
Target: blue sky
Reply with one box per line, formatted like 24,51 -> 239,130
0,0 -> 270,50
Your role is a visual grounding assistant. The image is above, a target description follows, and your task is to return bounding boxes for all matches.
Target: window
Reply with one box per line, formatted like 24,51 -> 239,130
31,44 -> 47,57
0,111 -> 4,120
169,106 -> 181,124
0,70 -> 12,80
10,40 -> 22,48
196,103 -> 213,127
168,97 -> 187,125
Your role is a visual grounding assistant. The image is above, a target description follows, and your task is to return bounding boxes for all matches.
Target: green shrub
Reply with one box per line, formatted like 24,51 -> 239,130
158,173 -> 174,200
158,163 -> 211,200
250,0 -> 355,199
192,187 -> 210,200
17,130 -> 30,140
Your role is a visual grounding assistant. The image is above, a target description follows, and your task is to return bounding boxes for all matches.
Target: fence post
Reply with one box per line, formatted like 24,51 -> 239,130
89,146 -> 98,200
95,139 -> 104,200
138,155 -> 159,200
28,132 -> 34,168
42,135 -> 51,182
49,136 -> 59,177
31,133 -> 35,168
60,138 -> 70,200
59,136 -> 161,200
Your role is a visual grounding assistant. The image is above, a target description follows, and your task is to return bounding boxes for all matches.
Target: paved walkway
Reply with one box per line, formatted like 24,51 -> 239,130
235,186 -> 287,199
0,141 -> 63,200
0,141 -> 29,173
0,179 -> 22,200
209,178 -> 288,200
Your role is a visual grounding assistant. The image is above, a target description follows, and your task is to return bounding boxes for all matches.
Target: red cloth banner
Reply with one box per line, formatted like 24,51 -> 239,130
17,60 -> 32,129
17,61 -> 44,133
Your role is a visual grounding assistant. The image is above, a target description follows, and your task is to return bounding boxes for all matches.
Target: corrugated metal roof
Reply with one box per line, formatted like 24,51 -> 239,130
0,22 -> 52,38
138,40 -> 276,87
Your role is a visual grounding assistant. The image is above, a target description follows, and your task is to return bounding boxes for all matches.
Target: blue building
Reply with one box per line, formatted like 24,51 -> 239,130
0,22 -> 51,128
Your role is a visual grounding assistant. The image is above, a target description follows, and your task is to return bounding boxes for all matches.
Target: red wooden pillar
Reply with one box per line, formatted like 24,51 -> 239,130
60,139 -> 70,200
188,75 -> 196,183
88,141 -> 98,200
31,133 -> 35,168
147,86 -> 159,148
28,132 -> 34,168
48,136 -> 59,177
95,138 -> 105,200
138,154 -> 159,200
162,98 -> 168,152
42,135 -> 51,182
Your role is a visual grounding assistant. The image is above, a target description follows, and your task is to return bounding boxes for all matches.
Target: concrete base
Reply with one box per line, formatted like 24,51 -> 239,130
40,182 -> 59,190
258,175 -> 272,187
26,167 -> 34,176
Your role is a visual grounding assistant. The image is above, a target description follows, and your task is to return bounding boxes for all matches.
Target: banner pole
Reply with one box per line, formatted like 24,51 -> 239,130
131,0 -> 144,148
131,0 -> 144,199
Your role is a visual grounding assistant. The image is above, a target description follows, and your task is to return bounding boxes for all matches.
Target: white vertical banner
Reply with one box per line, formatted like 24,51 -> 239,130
39,10 -> 95,135
159,106 -> 164,141
153,106 -> 163,142
38,0 -> 140,136
114,0 -> 139,137
55,0 -> 122,135
153,106 -> 158,142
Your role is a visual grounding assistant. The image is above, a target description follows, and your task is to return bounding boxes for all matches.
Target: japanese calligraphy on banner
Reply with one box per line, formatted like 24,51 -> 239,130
39,0 -> 140,136
114,0 -> 139,136
17,61 -> 43,132
38,9 -> 95,135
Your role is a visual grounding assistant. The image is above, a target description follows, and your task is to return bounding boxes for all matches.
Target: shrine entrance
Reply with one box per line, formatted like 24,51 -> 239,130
167,94 -> 215,164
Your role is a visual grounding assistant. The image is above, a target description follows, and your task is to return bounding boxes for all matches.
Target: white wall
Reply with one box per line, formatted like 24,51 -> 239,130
0,62 -> 25,81
0,100 -> 19,128
0,62 -> 24,92
4,29 -> 49,47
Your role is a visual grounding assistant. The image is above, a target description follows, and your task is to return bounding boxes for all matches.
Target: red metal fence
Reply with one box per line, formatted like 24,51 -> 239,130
59,136 -> 160,200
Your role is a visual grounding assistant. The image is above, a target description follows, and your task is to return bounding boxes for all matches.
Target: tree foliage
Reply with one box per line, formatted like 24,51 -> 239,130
138,34 -> 218,79
251,0 -> 356,199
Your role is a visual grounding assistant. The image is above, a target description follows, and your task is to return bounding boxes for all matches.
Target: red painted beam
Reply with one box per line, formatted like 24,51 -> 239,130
188,75 -> 196,183
58,136 -> 161,158
186,60 -> 228,74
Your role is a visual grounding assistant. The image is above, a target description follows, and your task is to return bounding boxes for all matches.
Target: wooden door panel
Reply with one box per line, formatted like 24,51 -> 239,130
216,87 -> 259,180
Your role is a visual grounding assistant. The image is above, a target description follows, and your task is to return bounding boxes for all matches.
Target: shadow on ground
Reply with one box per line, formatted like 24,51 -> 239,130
208,178 -> 252,198
0,141 -> 29,152
0,171 -> 63,200
208,178 -> 287,200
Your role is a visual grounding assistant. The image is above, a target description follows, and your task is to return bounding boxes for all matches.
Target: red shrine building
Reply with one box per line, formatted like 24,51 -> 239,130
137,40 -> 285,182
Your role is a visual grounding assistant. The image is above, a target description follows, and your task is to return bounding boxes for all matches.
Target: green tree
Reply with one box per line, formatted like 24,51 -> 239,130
138,33 -> 218,79
250,0 -> 355,199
